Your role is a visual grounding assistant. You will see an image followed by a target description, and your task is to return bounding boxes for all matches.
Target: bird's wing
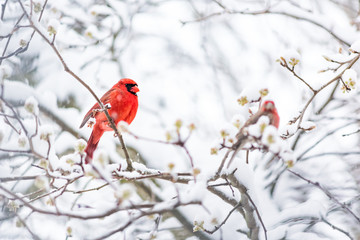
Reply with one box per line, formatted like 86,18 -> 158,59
227,134 -> 247,168
79,88 -> 117,128
230,110 -> 264,166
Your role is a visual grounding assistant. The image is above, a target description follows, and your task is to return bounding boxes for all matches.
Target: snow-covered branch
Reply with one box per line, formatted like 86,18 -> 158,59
1,0 -> 359,239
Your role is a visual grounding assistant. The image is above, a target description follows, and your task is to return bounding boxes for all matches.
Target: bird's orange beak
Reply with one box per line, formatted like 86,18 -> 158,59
131,85 -> 140,93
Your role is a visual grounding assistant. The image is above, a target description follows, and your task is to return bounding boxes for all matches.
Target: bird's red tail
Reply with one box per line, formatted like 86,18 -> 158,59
84,127 -> 104,164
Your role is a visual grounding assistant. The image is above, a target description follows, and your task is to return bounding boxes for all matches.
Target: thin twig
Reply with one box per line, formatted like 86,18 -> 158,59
183,6 -> 350,46
283,54 -> 360,135
287,168 -> 360,223
1,0 -> 9,20
91,200 -> 201,240
280,60 -> 315,92
15,212 -> 41,240
205,202 -> 242,234
301,151 -> 360,161
17,0 -> 134,171
0,175 -> 39,182
321,217 -> 354,240
244,191 -> 268,240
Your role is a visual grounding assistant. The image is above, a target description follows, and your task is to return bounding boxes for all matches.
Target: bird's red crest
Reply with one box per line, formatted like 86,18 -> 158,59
262,100 -> 275,111
118,78 -> 139,95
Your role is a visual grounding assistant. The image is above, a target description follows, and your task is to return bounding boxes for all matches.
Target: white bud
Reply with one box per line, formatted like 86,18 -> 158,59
7,200 -> 19,212
280,150 -> 297,167
281,49 -> 301,67
18,135 -> 28,148
39,125 -> 53,141
231,114 -> 245,129
34,176 -> 49,189
84,25 -> 97,39
24,96 -> 39,115
257,116 -> 270,134
261,125 -> 281,153
33,2 -> 42,13
65,156 -> 76,167
47,19 -> 60,35
19,39 -> 28,47
75,139 -> 87,153
343,69 -> 357,90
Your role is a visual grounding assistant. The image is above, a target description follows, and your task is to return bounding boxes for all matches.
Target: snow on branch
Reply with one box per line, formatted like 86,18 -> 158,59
0,0 -> 359,239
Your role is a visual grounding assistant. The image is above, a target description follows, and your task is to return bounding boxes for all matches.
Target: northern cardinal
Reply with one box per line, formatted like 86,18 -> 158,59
80,78 -> 139,163
227,100 -> 279,167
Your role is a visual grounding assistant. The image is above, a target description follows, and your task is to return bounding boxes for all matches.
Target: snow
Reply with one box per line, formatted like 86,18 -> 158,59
117,120 -> 129,133
185,180 -> 207,202
0,129 -> 3,145
1,0 -> 360,239
88,5 -> 114,16
248,116 -> 270,138
24,96 -> 39,115
93,149 -> 109,166
350,39 -> 360,53
0,64 -> 12,80
262,125 -> 281,153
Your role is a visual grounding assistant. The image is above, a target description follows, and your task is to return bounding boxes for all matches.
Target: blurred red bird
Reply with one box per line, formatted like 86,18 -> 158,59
227,100 -> 279,167
80,78 -> 139,163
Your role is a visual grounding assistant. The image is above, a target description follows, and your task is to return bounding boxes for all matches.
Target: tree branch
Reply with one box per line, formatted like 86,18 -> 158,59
17,0 -> 134,171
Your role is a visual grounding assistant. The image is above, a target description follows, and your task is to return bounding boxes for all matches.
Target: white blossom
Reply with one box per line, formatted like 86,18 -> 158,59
247,116 -> 270,138
39,125 -> 54,141
47,19 -> 60,35
84,25 -> 98,39
18,134 -> 28,148
342,69 -> 357,91
282,49 -> 301,67
24,96 -> 39,115
34,175 -> 49,190
261,125 -> 281,153
74,139 -> 87,153
231,114 -> 246,129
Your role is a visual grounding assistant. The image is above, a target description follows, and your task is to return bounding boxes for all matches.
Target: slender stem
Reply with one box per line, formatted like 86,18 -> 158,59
287,168 -> 360,223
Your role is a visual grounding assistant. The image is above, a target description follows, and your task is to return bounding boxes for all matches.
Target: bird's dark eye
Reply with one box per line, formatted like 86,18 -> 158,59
126,83 -> 138,95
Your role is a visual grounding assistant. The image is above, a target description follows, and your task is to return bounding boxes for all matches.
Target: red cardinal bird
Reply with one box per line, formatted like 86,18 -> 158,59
80,78 -> 139,163
227,100 -> 279,167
